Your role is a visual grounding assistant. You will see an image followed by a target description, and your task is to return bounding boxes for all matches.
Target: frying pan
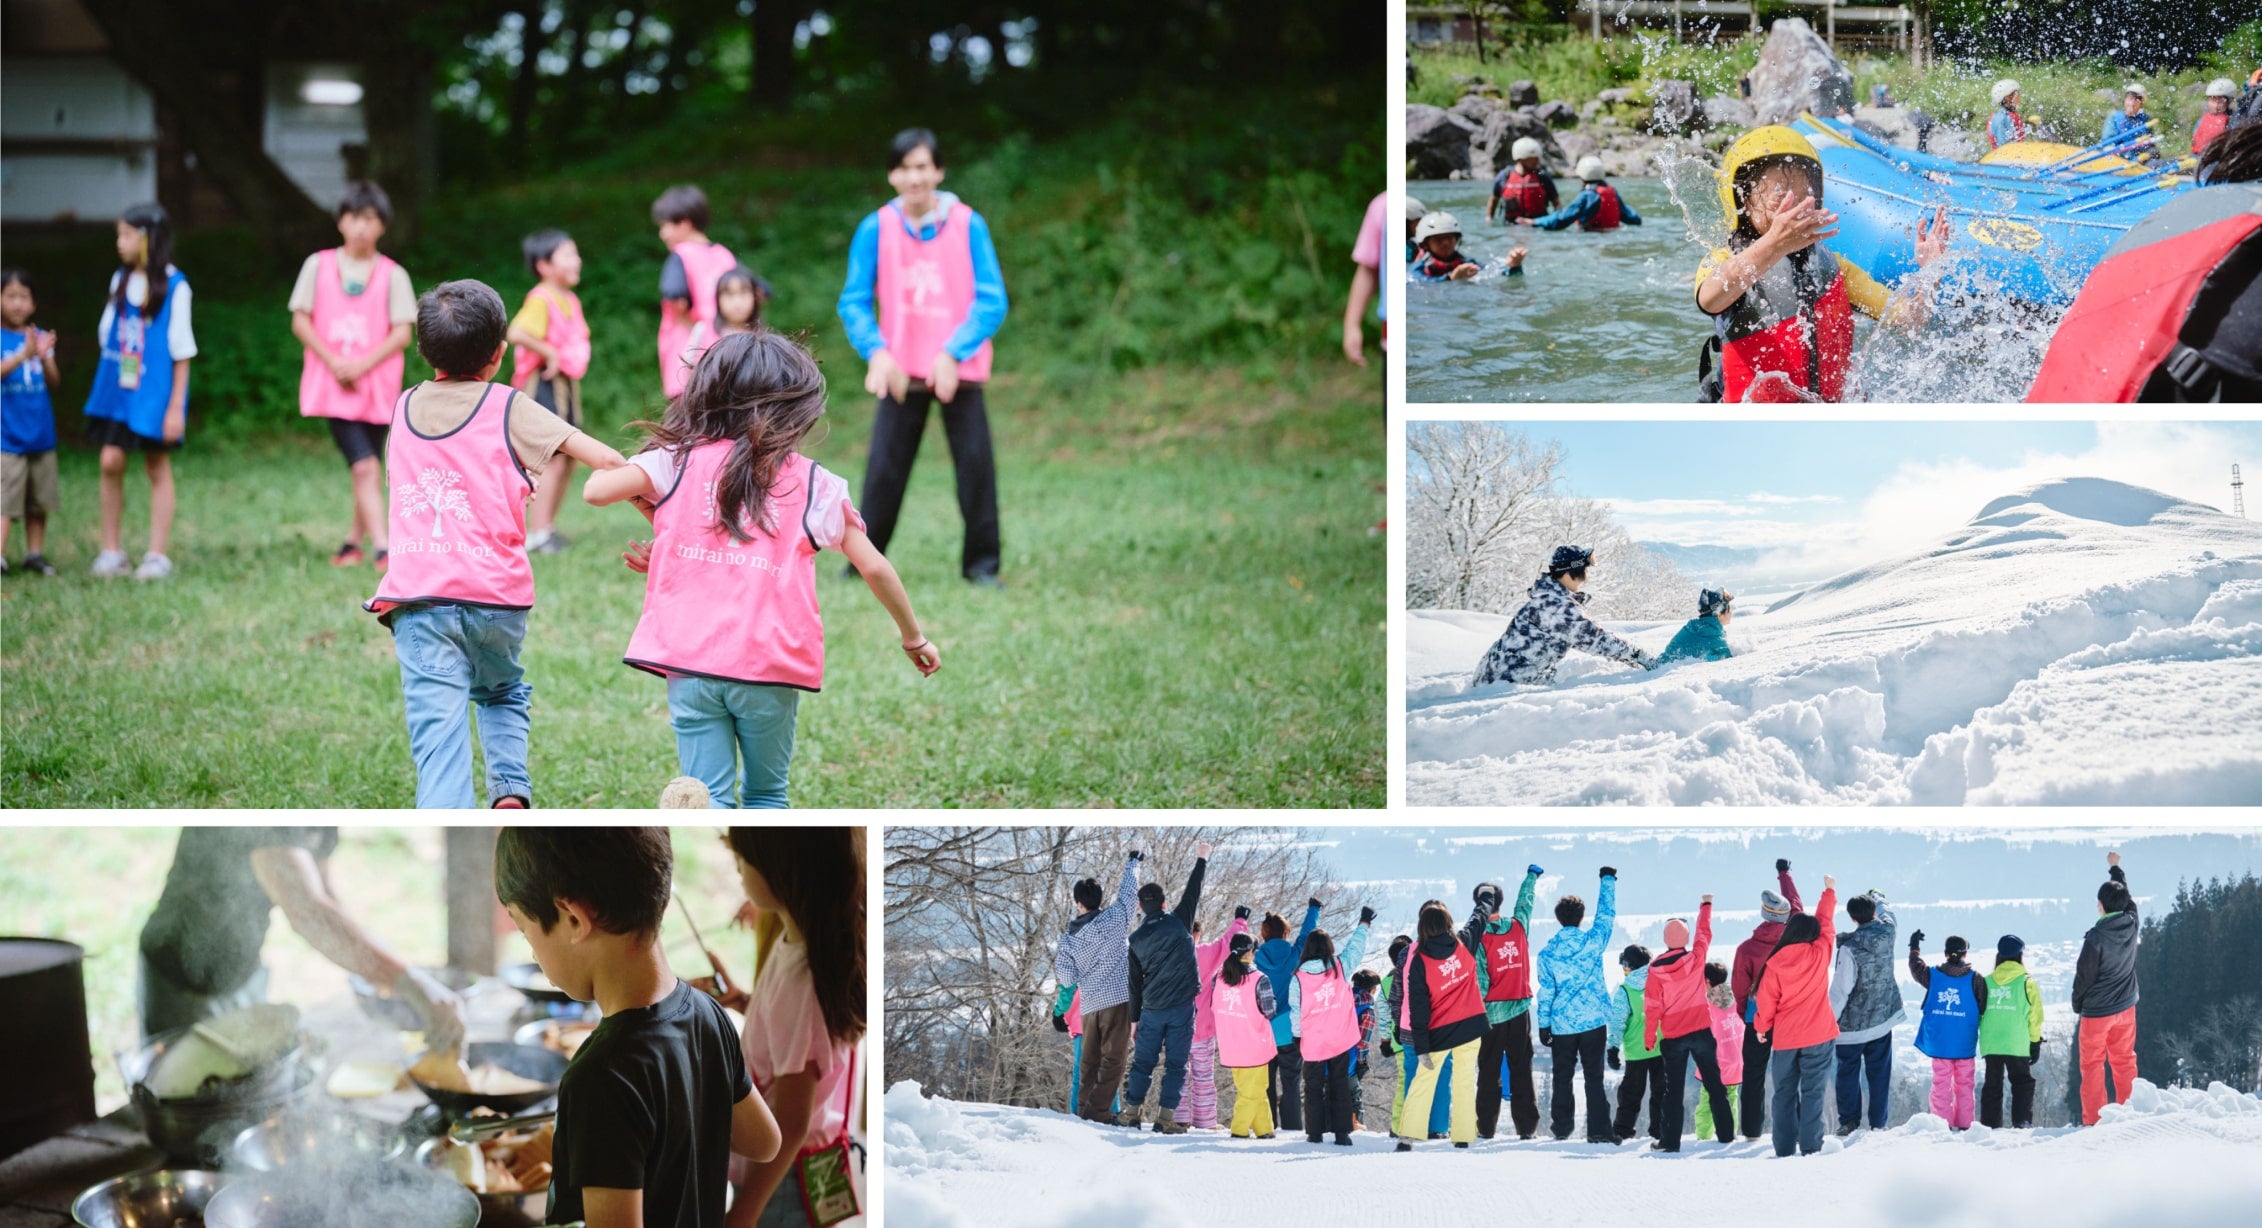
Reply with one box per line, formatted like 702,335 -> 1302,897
407,1041 -> 567,1116
346,966 -> 480,1030
500,961 -> 575,1005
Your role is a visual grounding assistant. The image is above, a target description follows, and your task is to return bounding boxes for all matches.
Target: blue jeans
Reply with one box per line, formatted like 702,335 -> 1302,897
1771,1042 -> 1834,1156
667,676 -> 800,808
1835,1033 -> 1893,1129
391,604 -> 532,808
1122,1001 -> 1195,1111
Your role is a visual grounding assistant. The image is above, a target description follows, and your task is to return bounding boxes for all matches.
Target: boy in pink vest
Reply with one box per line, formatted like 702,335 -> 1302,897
366,280 -> 628,808
836,127 -> 1009,586
507,229 -> 593,555
651,184 -> 739,399
291,181 -> 415,571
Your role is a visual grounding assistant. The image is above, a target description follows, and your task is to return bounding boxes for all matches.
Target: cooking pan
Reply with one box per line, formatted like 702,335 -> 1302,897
408,1041 -> 567,1116
203,1159 -> 478,1228
346,966 -> 480,1030
499,961 -> 574,1005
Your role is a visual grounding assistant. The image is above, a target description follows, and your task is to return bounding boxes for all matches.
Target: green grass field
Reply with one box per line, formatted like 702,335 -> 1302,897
0,88 -> 1386,808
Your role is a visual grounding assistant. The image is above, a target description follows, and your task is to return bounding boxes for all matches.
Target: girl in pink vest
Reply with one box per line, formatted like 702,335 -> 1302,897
651,184 -> 740,399
507,229 -> 594,556
1209,933 -> 1280,1139
1292,911 -> 1374,1145
1174,909 -> 1252,1132
679,267 -> 768,381
1697,961 -> 1745,1141
835,127 -> 1009,585
291,181 -> 414,571
586,331 -> 942,808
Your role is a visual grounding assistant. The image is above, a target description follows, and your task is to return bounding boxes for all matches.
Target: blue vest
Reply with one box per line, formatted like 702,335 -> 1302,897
85,268 -> 187,441
1913,967 -> 1982,1060
1,328 -> 56,454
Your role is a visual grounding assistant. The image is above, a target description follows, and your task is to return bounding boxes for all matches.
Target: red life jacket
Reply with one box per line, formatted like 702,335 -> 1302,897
1582,183 -> 1624,232
2028,186 -> 2262,403
1480,922 -> 1532,1003
1718,248 -> 1856,403
2192,113 -> 2229,156
1417,944 -> 1484,1033
1500,169 -> 1549,218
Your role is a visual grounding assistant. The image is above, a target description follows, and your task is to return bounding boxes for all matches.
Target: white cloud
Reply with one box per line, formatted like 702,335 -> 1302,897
1744,491 -> 1843,505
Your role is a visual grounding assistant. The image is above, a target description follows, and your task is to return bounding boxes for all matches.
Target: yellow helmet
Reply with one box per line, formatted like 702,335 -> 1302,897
1717,125 -> 1823,229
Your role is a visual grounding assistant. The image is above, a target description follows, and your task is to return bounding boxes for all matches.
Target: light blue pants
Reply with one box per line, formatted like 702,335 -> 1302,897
667,676 -> 799,808
391,604 -> 532,808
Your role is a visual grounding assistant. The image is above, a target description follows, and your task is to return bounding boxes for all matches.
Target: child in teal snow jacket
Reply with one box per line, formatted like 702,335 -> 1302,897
1657,588 -> 1734,665
1535,870 -> 1618,1036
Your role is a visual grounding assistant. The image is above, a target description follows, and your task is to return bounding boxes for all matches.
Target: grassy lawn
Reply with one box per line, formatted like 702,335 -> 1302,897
0,87 -> 1385,808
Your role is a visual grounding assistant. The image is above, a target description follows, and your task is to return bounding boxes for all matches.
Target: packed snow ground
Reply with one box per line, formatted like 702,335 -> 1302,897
1407,479 -> 2262,805
885,1080 -> 2262,1228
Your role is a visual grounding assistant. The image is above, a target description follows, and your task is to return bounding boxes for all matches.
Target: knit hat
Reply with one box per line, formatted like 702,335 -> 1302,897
1944,935 -> 1969,959
1760,889 -> 1790,923
1996,934 -> 2025,963
1664,918 -> 1690,948
1699,588 -> 1734,617
1549,545 -> 1595,574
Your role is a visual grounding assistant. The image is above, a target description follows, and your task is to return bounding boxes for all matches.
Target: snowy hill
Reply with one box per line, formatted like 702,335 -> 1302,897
1407,479 -> 2262,805
884,1080 -> 2262,1228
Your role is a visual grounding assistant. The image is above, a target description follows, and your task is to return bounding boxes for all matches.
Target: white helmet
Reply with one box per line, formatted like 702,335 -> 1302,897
1511,136 -> 1545,162
1413,211 -> 1462,244
1406,195 -> 1428,222
1991,79 -> 2020,107
2207,78 -> 2238,99
1575,155 -> 1607,181
2122,82 -> 2147,99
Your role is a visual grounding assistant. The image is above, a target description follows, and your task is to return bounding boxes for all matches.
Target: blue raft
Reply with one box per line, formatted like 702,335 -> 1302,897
1789,113 -> 2196,308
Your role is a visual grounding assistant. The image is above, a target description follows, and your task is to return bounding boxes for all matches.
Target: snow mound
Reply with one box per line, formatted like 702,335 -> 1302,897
1407,479 -> 2262,805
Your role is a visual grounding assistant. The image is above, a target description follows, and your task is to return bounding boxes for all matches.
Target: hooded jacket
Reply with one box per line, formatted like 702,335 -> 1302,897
1644,902 -> 1716,1050
1459,868 -> 1545,1024
1733,867 -> 1803,1023
1707,983 -> 1746,1085
1609,965 -> 1659,1061
1404,929 -> 1489,1055
1656,616 -> 1732,665
1054,858 -> 1140,1015
2072,865 -> 2140,1019
1535,873 -> 1619,1036
1830,894 -> 1905,1044
1256,900 -> 1321,1046
1126,856 -> 1207,1021
1473,575 -> 1650,686
1754,886 -> 1840,1051
1980,960 -> 2046,1057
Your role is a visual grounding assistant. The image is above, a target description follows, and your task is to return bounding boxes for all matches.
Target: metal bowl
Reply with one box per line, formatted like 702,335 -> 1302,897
71,1168 -> 227,1228
346,967 -> 480,1031
121,1026 -> 318,1167
408,1042 -> 566,1117
204,1160 -> 479,1228
414,1136 -> 550,1220
227,1112 -> 405,1172
499,962 -> 573,1005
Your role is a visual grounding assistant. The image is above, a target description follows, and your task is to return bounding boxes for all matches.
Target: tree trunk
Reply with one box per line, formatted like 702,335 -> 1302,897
360,46 -> 435,243
608,0 -> 654,100
750,0 -> 799,110
76,0 -> 328,252
507,2 -> 543,162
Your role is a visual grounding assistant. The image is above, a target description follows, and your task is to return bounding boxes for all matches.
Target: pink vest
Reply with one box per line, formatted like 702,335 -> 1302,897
623,443 -> 827,690
1211,972 -> 1277,1069
366,383 -> 536,616
1066,989 -> 1084,1039
1296,966 -> 1361,1062
1191,918 -> 1248,1043
658,240 -> 739,397
874,202 -> 993,382
513,285 -> 591,387
300,248 -> 404,425
1710,1003 -> 1747,1085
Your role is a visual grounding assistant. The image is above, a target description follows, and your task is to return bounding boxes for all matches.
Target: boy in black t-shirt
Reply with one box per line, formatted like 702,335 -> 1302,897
495,828 -> 781,1228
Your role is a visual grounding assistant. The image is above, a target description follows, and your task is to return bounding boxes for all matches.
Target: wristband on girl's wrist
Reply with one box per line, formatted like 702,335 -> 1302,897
902,637 -> 931,652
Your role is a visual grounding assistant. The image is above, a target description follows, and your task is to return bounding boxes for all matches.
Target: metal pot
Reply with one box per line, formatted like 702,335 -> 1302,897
121,1025 -> 317,1167
414,1135 -> 550,1223
70,1169 -> 227,1228
0,937 -> 97,1159
347,966 -> 480,1031
227,1111 -> 405,1172
203,1159 -> 479,1228
408,1042 -> 566,1117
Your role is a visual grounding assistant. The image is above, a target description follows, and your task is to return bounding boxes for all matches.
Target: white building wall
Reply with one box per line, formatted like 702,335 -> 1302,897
0,55 -> 157,223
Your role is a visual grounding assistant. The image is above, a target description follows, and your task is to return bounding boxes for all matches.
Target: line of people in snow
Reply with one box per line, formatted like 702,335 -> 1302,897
1471,544 -> 1732,687
1049,848 -> 2147,1155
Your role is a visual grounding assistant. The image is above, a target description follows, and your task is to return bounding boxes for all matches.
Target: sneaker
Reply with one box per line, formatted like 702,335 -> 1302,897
373,549 -> 389,574
91,549 -> 130,577
21,552 -> 56,576
492,794 -> 529,809
331,542 -> 364,567
134,553 -> 173,581
531,529 -> 570,555
0,557 -> 8,575
968,571 -> 1005,590
1835,1121 -> 1860,1137
1152,1119 -> 1187,1136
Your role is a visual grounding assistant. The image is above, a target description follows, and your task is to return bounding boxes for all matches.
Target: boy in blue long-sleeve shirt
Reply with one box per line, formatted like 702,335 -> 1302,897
2101,84 -> 2155,148
1518,157 -> 1642,233
836,127 -> 1010,586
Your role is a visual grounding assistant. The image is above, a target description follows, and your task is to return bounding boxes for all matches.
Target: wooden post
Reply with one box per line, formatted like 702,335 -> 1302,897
446,827 -> 499,974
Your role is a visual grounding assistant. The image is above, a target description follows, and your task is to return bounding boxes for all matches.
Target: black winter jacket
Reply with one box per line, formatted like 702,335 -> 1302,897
1126,857 -> 1208,1021
2072,866 -> 2140,1019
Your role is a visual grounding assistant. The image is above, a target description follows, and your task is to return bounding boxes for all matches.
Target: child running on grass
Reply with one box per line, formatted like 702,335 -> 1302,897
494,827 -> 781,1228
588,330 -> 941,808
682,266 -> 770,375
507,229 -> 593,555
291,181 -> 415,571
721,827 -> 866,1228
365,280 -> 628,808
1211,931 -> 1281,1139
2,269 -> 62,576
653,184 -> 740,399
84,203 -> 193,580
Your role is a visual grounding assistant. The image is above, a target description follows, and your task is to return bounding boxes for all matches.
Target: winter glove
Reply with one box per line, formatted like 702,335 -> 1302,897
1867,889 -> 1887,903
1599,866 -> 1617,879
1538,1028 -> 1554,1047
1052,1012 -> 1070,1034
1359,905 -> 1377,925
1528,864 -> 1545,877
1380,1038 -> 1397,1058
2031,1041 -> 2043,1061
1128,850 -> 1143,863
1637,651 -> 1660,671
1234,905 -> 1251,920
1474,882 -> 1504,913
395,966 -> 467,1057
1308,896 -> 1324,910
1776,858 -> 1791,874
1910,929 -> 1926,952
1607,1047 -> 1622,1071
1420,1051 -> 1438,1072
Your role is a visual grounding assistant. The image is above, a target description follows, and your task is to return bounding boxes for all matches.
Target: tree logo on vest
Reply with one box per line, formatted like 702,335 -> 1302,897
1936,985 -> 1968,1015
903,258 -> 949,317
398,467 -> 473,538
326,313 -> 373,357
1309,976 -> 1344,1012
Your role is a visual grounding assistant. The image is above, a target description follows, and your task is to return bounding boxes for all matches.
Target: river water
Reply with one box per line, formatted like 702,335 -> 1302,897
1406,175 -> 2069,404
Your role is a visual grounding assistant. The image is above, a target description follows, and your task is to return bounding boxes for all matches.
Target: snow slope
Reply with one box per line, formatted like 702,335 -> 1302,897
1406,479 -> 2262,805
885,1080 -> 2262,1228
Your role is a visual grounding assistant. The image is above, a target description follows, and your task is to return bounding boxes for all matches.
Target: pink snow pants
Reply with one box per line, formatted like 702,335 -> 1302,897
1176,1037 -> 1220,1128
1929,1058 -> 1975,1129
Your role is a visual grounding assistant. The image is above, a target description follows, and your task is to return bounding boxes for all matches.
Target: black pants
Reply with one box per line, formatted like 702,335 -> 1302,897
1659,1031 -> 1734,1149
1301,1051 -> 1355,1142
1477,1013 -> 1540,1138
1981,1054 -> 2036,1128
1614,1054 -> 1666,1140
1547,1026 -> 1612,1142
857,383 -> 1000,579
1267,1041 -> 1304,1132
1740,1024 -> 1773,1139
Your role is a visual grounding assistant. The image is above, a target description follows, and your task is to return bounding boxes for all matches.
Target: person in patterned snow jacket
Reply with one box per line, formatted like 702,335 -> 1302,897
1473,546 -> 1657,686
